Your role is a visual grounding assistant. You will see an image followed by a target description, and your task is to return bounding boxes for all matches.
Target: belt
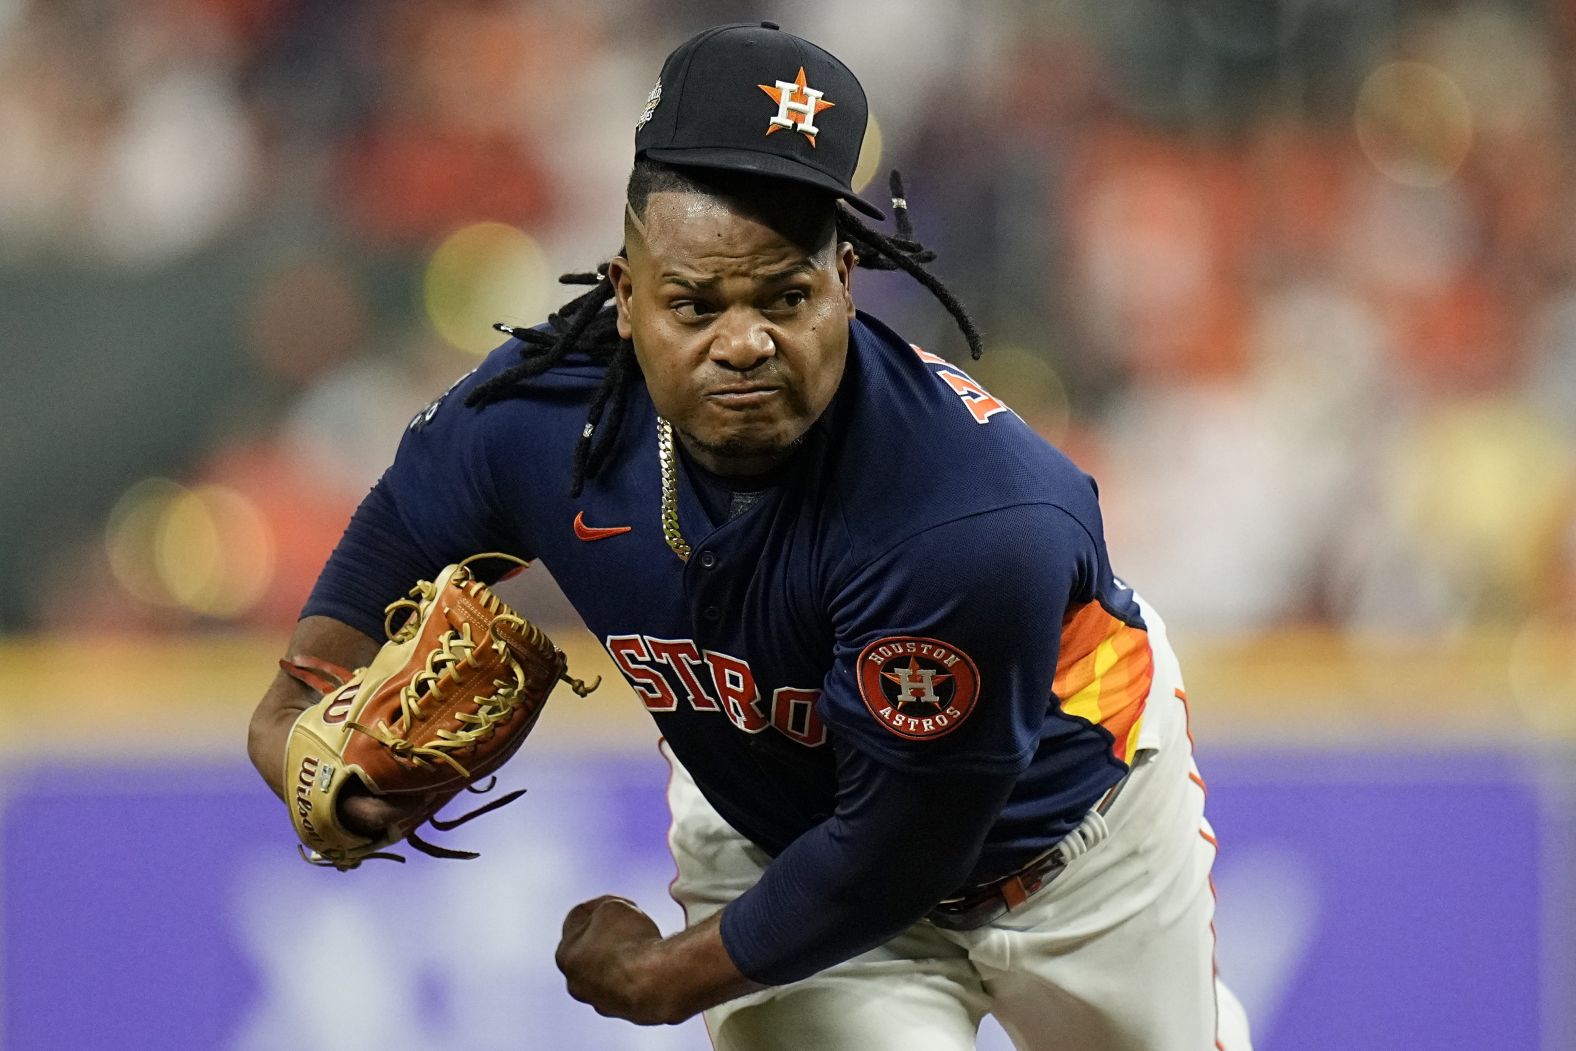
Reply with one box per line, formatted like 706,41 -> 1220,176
926,772 -> 1131,932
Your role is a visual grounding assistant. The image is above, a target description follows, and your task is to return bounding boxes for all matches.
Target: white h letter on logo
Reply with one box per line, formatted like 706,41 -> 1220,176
893,666 -> 941,705
769,80 -> 824,136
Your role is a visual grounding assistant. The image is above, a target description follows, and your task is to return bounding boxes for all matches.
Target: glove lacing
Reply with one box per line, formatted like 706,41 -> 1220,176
350,617 -> 531,778
331,553 -> 600,866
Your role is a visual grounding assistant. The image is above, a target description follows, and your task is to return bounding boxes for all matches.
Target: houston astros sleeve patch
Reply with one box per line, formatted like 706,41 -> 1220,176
857,636 -> 980,740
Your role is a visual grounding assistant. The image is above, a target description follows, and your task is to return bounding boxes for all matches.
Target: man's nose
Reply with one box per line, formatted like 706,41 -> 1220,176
708,310 -> 775,371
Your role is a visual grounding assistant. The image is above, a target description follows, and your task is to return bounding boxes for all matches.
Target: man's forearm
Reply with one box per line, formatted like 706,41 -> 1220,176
557,898 -> 764,1025
246,681 -> 308,802
633,911 -> 763,1022
246,615 -> 380,800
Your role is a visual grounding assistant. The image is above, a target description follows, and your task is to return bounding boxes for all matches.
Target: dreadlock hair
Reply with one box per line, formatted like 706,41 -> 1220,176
465,160 -> 984,497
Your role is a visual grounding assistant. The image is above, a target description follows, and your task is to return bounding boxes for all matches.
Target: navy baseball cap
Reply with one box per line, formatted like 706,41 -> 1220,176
634,22 -> 884,219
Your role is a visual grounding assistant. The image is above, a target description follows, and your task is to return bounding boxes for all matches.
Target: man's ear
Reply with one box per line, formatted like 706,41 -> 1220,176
837,241 -> 856,320
608,252 -> 634,340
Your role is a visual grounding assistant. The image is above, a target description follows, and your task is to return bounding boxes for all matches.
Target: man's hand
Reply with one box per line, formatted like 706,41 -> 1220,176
334,779 -> 439,840
556,896 -> 669,1023
555,897 -> 763,1026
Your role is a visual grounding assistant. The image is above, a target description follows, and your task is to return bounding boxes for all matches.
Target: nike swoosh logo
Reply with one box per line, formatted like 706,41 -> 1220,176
574,511 -> 633,542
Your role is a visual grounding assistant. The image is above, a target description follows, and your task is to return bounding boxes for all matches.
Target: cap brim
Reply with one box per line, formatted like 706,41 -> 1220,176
643,145 -> 885,220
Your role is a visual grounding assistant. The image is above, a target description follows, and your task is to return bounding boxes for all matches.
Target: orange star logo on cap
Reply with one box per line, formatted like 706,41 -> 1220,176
758,67 -> 835,146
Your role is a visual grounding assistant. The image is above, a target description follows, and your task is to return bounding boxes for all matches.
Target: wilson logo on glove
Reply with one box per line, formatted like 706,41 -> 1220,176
281,553 -> 599,871
322,685 -> 357,724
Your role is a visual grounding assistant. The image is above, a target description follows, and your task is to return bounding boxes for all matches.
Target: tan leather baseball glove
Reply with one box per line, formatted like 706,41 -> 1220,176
281,554 -> 598,870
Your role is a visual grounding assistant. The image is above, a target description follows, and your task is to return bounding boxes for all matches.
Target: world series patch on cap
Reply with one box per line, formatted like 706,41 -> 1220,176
635,21 -> 884,218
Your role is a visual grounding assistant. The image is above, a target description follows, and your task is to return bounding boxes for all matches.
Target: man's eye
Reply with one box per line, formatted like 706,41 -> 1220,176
672,301 -> 713,319
777,290 -> 808,309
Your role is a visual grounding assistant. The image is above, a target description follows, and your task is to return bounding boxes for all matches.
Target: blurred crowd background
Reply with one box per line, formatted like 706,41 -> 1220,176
4,5 -> 1573,1047
4,0 -> 1575,653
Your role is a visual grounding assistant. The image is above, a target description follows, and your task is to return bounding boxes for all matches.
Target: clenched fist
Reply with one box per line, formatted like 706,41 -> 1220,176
554,894 -> 762,1026
555,896 -> 671,1024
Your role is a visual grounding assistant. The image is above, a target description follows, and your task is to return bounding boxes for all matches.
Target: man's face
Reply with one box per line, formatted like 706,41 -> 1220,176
609,189 -> 855,476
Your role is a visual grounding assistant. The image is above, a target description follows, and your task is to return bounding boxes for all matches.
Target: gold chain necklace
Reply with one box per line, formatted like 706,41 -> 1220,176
657,418 -> 691,562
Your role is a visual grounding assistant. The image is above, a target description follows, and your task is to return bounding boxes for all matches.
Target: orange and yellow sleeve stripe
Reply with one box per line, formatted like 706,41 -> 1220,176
1052,601 -> 1154,763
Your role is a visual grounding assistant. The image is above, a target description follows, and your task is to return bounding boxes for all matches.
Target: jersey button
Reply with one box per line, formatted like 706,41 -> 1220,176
699,551 -> 717,568
702,605 -> 720,621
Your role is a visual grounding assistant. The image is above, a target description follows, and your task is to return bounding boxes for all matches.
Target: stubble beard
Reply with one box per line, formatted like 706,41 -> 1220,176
678,420 -> 807,475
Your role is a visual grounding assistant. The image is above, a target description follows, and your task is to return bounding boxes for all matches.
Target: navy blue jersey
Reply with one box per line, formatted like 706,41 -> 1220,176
306,311 -> 1155,887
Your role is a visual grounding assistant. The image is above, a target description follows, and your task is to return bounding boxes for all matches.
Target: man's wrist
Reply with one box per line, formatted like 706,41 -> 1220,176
623,939 -> 687,1025
628,913 -> 762,1024
246,695 -> 304,801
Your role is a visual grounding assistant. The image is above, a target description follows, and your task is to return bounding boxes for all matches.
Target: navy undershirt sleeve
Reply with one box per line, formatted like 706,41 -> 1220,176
719,738 -> 1018,985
